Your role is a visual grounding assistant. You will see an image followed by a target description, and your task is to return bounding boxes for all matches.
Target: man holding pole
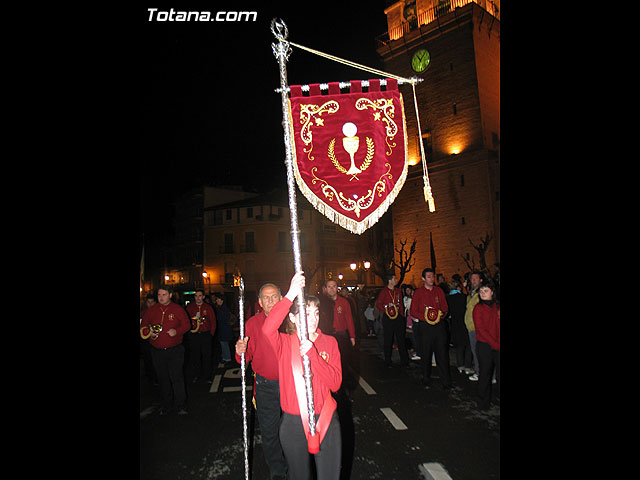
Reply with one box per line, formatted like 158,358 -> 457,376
235,282 -> 288,480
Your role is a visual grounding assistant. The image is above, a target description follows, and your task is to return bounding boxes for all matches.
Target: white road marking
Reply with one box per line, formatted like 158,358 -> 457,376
210,374 -> 222,393
380,407 -> 408,430
358,376 -> 377,395
224,368 -> 241,378
419,462 -> 453,480
140,405 -> 157,419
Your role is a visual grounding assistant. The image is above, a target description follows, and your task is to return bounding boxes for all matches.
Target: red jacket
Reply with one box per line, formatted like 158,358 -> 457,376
333,296 -> 355,339
235,311 -> 280,380
262,297 -> 342,416
473,302 -> 500,351
376,286 -> 402,318
140,302 -> 190,349
410,284 -> 449,321
186,301 -> 217,335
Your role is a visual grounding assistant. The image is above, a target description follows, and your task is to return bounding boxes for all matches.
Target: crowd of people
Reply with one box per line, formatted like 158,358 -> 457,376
139,267 -> 500,480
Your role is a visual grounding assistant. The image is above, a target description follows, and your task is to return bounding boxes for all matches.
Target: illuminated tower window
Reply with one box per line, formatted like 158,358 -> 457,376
421,130 -> 433,157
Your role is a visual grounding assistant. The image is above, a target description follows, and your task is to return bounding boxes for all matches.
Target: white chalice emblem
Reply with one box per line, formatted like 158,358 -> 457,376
342,122 -> 362,175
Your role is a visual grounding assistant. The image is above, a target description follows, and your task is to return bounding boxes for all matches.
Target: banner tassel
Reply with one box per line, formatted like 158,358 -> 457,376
412,83 -> 436,212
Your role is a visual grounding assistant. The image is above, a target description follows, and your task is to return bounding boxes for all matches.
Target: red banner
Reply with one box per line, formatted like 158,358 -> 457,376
288,79 -> 408,234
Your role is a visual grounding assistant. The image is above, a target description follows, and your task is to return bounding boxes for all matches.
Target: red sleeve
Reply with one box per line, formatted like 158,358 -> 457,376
308,336 -> 342,392
438,288 -> 449,313
375,289 -> 385,313
141,308 -> 151,327
235,316 -> 256,365
409,288 -> 423,319
176,307 -> 191,336
207,304 -> 217,336
343,298 -> 355,339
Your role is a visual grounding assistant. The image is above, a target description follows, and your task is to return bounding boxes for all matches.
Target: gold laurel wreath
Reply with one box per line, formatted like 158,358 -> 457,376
328,137 -> 375,175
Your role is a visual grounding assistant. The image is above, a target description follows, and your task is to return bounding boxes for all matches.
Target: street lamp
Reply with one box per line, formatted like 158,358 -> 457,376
350,260 -> 371,286
202,270 -> 211,296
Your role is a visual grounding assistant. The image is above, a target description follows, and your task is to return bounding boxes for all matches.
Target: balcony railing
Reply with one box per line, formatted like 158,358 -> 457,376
376,0 -> 499,47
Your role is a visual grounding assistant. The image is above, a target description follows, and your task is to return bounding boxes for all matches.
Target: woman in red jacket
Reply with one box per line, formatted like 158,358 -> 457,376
472,283 -> 500,410
260,272 -> 343,480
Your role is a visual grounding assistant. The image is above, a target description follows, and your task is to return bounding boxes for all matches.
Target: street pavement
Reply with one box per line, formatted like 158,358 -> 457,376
140,337 -> 500,480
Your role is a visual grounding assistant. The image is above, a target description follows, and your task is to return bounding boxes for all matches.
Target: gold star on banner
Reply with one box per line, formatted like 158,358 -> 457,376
315,117 -> 324,126
373,112 -> 381,121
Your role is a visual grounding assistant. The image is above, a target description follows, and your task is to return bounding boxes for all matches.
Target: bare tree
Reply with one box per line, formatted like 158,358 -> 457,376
371,238 -> 417,285
391,238 -> 417,285
459,233 -> 493,277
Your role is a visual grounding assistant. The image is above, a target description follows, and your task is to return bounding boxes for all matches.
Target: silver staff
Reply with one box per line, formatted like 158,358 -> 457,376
271,18 -> 317,438
236,274 -> 249,480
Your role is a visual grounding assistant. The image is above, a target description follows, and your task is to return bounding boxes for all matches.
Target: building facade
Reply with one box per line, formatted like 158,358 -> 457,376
202,189 -> 385,306
377,0 -> 500,286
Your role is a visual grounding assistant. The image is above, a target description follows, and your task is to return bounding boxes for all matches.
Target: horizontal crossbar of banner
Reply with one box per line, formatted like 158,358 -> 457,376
274,77 -> 422,94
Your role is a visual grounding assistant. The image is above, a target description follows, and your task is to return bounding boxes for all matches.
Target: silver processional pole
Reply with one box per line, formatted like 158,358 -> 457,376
271,18 -> 317,438
236,274 -> 249,480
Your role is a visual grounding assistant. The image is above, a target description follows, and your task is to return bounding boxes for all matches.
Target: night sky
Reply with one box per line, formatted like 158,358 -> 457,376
139,2 -> 391,241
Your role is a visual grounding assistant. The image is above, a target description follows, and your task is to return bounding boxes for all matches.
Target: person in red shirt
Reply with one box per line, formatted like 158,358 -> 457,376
325,279 -> 356,346
410,268 -> 451,390
472,283 -> 500,410
140,286 -> 191,415
186,288 -> 217,384
376,274 -> 409,368
235,282 -> 288,480
324,279 -> 355,395
262,272 -> 342,480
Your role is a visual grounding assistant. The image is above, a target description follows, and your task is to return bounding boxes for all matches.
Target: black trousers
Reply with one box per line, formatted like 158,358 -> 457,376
414,322 -> 451,386
279,411 -> 341,480
255,375 -> 287,478
151,344 -> 187,411
332,330 -> 353,391
476,341 -> 500,409
189,332 -> 212,380
382,315 -> 409,366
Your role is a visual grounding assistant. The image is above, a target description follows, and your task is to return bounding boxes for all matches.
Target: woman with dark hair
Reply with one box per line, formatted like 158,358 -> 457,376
472,282 -> 500,410
260,272 -> 343,480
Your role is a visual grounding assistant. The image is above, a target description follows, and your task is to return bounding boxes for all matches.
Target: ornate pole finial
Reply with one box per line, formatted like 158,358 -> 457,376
271,18 -> 292,61
270,18 -> 288,41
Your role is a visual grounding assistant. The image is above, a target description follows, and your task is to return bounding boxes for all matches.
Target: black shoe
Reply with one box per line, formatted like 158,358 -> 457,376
422,378 -> 431,389
177,407 -> 188,416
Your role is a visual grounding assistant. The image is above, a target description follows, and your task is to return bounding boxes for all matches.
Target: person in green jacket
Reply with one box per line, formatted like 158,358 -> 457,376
464,272 -> 484,380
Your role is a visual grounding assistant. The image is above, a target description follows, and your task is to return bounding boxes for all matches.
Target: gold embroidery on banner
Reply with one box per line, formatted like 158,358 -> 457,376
328,137 -> 374,181
311,163 -> 393,218
299,101 -> 340,161
288,92 -> 408,236
355,98 -> 398,156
